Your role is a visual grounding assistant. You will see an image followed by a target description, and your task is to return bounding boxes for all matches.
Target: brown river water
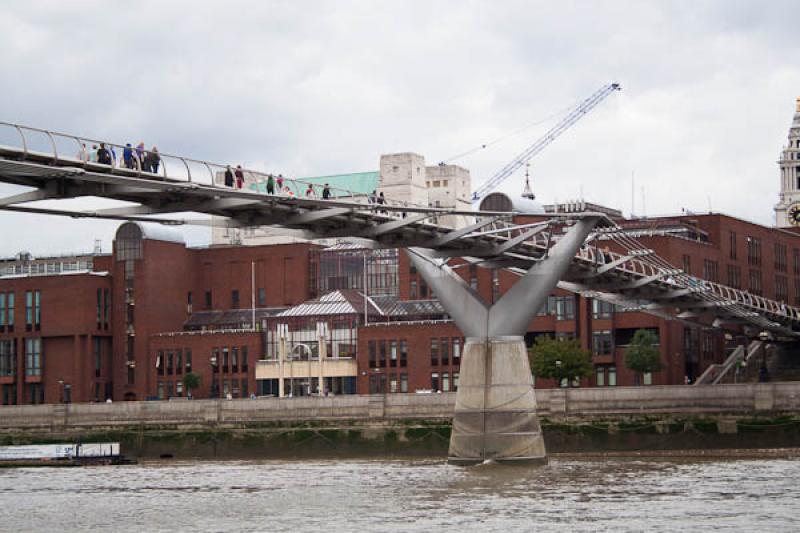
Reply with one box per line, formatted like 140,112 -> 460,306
1,457 -> 799,532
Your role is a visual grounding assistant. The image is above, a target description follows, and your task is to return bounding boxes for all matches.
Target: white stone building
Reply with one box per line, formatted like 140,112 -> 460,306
774,97 -> 800,228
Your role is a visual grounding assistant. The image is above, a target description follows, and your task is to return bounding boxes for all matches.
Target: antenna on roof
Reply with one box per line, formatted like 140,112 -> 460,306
93,239 -> 102,255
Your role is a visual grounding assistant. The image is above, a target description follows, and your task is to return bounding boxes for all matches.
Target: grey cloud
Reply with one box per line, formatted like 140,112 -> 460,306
0,0 -> 798,255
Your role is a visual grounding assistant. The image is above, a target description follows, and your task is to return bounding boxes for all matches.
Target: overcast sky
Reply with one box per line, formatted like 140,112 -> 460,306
1,0 -> 798,257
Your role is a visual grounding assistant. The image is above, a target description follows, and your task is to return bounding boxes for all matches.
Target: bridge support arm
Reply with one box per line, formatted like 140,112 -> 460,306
407,217 -> 600,465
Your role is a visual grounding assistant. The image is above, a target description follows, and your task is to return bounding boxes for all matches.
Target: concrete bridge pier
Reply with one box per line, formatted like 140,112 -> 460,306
408,217 -> 600,465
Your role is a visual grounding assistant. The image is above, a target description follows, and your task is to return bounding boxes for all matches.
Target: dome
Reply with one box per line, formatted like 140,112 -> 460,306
478,192 -> 545,214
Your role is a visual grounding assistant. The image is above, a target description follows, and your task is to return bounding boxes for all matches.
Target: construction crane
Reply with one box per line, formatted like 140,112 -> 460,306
471,82 -> 621,204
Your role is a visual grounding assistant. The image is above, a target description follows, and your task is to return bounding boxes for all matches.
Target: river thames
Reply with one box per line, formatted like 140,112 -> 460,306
1,457 -> 799,532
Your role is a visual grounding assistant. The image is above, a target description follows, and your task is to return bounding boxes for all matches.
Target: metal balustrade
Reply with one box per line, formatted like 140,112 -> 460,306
1,119 -> 799,338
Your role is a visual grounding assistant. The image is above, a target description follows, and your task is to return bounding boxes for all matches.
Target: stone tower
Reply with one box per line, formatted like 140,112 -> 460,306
775,97 -> 800,228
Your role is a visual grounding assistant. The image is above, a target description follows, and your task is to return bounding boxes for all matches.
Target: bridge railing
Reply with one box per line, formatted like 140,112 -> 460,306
0,120 -> 477,224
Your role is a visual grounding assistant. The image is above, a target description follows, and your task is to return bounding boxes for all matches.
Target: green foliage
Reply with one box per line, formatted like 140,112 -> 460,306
529,336 -> 592,386
182,372 -> 201,394
624,329 -> 663,375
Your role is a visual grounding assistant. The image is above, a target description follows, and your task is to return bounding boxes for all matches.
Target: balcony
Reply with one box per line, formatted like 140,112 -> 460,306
256,357 -> 357,381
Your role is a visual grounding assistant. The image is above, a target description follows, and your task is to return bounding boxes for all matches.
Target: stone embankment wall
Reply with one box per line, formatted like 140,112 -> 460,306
1,383 -> 799,458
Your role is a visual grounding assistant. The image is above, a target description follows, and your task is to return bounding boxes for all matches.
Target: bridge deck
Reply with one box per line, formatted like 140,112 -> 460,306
0,121 -> 798,340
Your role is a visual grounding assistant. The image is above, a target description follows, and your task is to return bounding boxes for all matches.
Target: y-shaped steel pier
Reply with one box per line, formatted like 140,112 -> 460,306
408,216 -> 600,464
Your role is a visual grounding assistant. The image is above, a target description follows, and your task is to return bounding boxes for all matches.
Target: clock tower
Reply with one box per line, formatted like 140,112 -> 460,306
775,97 -> 800,227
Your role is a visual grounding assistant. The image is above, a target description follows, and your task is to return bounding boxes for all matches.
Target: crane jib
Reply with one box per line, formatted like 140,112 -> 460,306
471,82 -> 621,203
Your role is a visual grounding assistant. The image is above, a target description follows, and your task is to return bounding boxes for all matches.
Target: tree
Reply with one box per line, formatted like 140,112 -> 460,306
529,336 -> 592,387
624,329 -> 663,385
182,372 -> 201,399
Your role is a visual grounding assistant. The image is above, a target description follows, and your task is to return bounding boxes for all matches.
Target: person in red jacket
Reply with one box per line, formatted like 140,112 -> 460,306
234,165 -> 244,189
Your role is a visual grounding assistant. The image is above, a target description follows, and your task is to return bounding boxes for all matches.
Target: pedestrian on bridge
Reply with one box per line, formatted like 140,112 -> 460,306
277,174 -> 284,190
144,147 -> 160,174
234,165 -> 244,189
135,142 -> 145,168
77,143 -> 88,162
123,144 -> 135,169
224,165 -> 234,187
322,183 -> 331,199
266,174 -> 275,194
89,144 -> 99,163
97,143 -> 112,165
305,184 -> 317,199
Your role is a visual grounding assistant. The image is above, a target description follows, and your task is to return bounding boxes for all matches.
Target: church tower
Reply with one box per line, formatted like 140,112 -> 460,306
775,97 -> 800,227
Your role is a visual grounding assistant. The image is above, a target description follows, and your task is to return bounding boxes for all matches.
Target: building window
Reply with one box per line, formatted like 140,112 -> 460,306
212,347 -> 220,373
28,383 -> 44,405
222,347 -> 229,372
596,366 -> 605,386
0,293 -> 5,331
0,340 -> 15,377
167,350 -> 174,375
258,288 -> 266,307
156,350 -> 164,375
591,299 -> 613,319
232,346 -> 239,372
231,290 -> 240,309
431,372 -> 440,391
592,330 -> 613,355
442,372 -> 450,392
379,340 -> 387,367
453,372 -> 459,392
727,264 -> 742,289
702,260 -> 719,283
390,340 -> 397,367
241,347 -> 248,371
205,291 -> 212,309
555,296 -> 575,320
97,288 -> 103,329
410,280 -> 417,299
420,280 -> 428,299
185,349 -> 192,372
748,269 -> 763,295
25,290 -> 40,331
25,338 -> 41,376
608,366 -> 617,386
6,292 -> 13,330
430,338 -> 439,366
643,372 -> 653,385
93,337 -> 102,377
469,265 -> 478,291
682,255 -> 691,275
491,270 -> 500,303
747,236 -> 761,267
400,373 -> 408,393
441,338 -> 449,365
453,338 -> 461,365
389,375 -> 398,393
399,340 -> 408,368
776,275 -> 789,302
729,231 -> 737,260
775,243 -> 788,272
176,349 -> 183,375
368,341 -> 377,368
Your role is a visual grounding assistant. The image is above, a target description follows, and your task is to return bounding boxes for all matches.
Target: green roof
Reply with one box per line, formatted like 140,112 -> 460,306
249,171 -> 379,198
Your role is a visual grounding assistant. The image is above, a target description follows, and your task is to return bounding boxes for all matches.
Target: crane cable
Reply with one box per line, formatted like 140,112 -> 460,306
438,100 -> 584,165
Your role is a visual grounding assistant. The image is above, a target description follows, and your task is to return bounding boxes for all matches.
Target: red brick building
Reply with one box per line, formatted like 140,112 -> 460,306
1,210 -> 799,405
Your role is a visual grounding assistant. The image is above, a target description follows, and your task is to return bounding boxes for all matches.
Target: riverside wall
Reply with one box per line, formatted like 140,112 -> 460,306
2,383 -> 800,458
